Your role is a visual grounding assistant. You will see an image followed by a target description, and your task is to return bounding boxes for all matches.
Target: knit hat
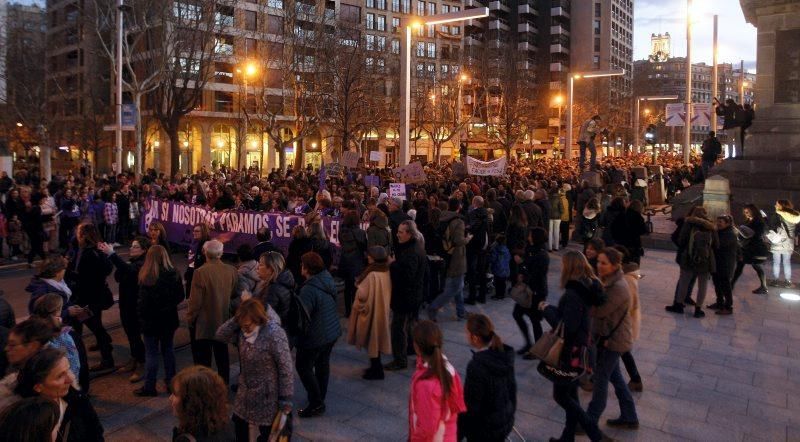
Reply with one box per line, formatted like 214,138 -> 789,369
367,246 -> 388,263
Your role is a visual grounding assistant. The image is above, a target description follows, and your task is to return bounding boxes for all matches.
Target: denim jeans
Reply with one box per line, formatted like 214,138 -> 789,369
725,127 -> 742,158
143,332 -> 176,391
553,383 -> 604,442
772,251 -> 791,280
429,276 -> 466,318
587,347 -> 638,424
579,140 -> 597,170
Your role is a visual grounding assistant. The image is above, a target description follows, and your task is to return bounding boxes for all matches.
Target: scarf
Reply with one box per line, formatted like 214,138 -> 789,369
43,278 -> 72,297
356,262 -> 390,285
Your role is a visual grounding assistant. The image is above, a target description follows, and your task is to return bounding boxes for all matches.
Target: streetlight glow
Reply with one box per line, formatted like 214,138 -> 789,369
553,95 -> 564,106
16,122 -> 23,127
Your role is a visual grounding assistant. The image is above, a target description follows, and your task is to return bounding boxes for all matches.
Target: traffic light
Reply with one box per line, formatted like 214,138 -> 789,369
645,125 -> 657,146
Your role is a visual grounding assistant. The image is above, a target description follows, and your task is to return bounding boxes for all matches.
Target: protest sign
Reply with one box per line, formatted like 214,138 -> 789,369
324,162 -> 345,178
666,103 -> 686,127
364,175 -> 380,188
465,156 -> 507,176
369,151 -> 382,162
341,151 -> 359,168
392,161 -> 426,184
389,183 -> 407,200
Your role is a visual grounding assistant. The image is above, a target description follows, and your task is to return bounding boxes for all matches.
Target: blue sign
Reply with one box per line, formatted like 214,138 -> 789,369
122,104 -> 137,128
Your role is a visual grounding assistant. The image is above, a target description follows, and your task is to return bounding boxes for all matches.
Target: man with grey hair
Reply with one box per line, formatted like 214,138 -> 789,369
187,239 -> 239,385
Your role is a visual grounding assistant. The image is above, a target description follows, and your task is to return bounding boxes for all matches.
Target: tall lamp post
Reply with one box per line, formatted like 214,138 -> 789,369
633,95 -> 678,152
684,0 -> 693,165
552,94 -> 564,156
114,0 -> 125,175
236,60 -> 258,170
565,69 -> 625,160
399,7 -> 489,166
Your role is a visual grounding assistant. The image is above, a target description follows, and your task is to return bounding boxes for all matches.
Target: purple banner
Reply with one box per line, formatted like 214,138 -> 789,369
139,198 -> 349,256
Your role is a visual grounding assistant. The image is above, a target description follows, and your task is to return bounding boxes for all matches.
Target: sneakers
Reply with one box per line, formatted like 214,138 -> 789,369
628,380 -> 643,392
606,418 -> 640,429
129,372 -> 142,383
693,309 -> 706,318
767,278 -> 779,287
781,280 -> 794,288
665,303 -> 684,314
752,287 -> 768,295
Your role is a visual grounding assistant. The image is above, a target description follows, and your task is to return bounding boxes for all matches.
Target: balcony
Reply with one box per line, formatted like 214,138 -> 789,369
518,4 -> 537,16
518,41 -> 534,51
550,62 -> 566,72
489,0 -> 510,12
551,6 -> 569,18
550,43 -> 569,54
550,24 -> 569,36
489,18 -> 510,31
464,0 -> 478,6
464,36 -> 483,46
550,80 -> 563,90
518,22 -> 535,33
487,39 -> 502,49
464,18 -> 484,29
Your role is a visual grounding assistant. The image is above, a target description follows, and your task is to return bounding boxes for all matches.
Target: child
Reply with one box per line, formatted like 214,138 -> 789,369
7,214 -> 23,260
488,234 -> 511,300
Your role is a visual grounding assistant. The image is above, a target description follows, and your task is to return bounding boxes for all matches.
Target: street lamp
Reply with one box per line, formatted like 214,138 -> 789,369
399,7 -> 489,166
633,95 -> 678,152
565,69 -> 625,160
236,60 -> 259,169
552,94 -> 564,155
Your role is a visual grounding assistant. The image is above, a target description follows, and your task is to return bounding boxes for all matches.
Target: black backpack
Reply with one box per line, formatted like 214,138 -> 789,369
582,217 -> 599,241
286,291 -> 311,338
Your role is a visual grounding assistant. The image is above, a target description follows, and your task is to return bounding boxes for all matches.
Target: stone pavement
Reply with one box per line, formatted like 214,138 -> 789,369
98,245 -> 800,441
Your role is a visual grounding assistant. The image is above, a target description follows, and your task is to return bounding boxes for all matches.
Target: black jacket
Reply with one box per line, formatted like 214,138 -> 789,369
67,246 -> 114,311
110,253 -> 145,314
715,225 -> 740,277
701,137 -> 722,162
388,209 -> 411,250
138,268 -> 185,335
542,278 -> 602,366
458,345 -> 517,442
466,206 -> 489,251
740,218 -> 768,263
60,387 -> 105,442
521,244 -> 549,304
389,238 -> 427,313
520,200 -> 544,229
615,208 -> 649,258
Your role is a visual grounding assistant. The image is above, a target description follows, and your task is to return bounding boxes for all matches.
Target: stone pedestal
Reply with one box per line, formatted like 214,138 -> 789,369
703,175 -> 732,219
684,1 -> 800,220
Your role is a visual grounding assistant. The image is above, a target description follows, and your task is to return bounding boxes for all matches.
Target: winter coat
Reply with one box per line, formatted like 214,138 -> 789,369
338,225 -> 368,278
187,259 -> 239,341
367,215 -> 392,255
615,208 -> 649,258
740,218 -> 768,263
768,210 -> 800,254
543,278 -> 603,365
621,264 -> 642,341
409,357 -> 467,442
534,199 -> 550,229
59,388 -> 105,442
548,190 -> 563,220
600,206 -> 624,246
26,277 -> 72,320
457,345 -> 516,442
440,211 -> 467,276
520,200 -> 544,229
215,307 -> 293,426
254,270 -> 294,327
390,238 -> 427,313
138,268 -> 185,336
347,270 -> 392,358
677,216 -> 719,273
50,328 -> 81,380
506,222 -> 527,255
110,253 -> 144,316
67,246 -> 114,311
592,269 -> 634,354
559,193 -> 571,222
488,242 -> 511,278
466,206 -> 489,251
237,260 -> 260,294
297,270 -> 342,349
715,225 -> 740,278
389,209 -> 412,250
286,237 -> 312,283
521,244 -> 549,304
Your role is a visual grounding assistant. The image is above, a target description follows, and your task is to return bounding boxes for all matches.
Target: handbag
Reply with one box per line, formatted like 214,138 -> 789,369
268,410 -> 292,442
767,219 -> 791,245
509,282 -> 533,309
529,322 -> 564,367
536,345 -> 590,385
596,310 -> 628,349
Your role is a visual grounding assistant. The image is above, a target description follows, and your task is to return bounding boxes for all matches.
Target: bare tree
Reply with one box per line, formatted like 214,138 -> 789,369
485,50 -> 536,159
416,74 -> 470,163
92,0 -> 170,178
149,0 -> 221,176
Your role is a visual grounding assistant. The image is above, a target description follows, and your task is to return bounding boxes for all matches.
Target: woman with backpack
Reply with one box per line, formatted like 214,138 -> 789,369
732,204 -> 769,294
538,251 -> 608,442
767,200 -> 800,288
339,211 -> 368,318
457,314 -> 516,442
347,247 -> 392,380
408,320 -> 466,441
666,206 -> 718,318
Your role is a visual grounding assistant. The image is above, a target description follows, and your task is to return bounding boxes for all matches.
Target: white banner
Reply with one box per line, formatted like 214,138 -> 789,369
693,103 -> 712,127
466,156 -> 507,176
665,103 -> 686,127
369,151 -> 382,162
340,151 -> 359,168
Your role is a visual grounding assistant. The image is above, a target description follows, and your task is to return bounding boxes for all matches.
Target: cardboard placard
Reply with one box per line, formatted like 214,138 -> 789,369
364,175 -> 380,188
392,161 -> 426,184
389,183 -> 407,200
341,151 -> 359,168
369,151 -> 382,162
325,163 -> 345,178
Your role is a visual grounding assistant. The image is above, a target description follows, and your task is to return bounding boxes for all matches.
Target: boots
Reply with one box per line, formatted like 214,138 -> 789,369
362,357 -> 384,380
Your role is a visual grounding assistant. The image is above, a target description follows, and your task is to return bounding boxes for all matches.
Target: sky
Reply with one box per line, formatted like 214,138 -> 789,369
634,0 -> 758,71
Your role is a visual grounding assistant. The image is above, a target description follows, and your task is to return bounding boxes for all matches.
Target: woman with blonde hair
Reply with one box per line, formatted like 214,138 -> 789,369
170,366 -> 234,441
248,251 -> 295,331
216,298 -> 293,441
135,245 -> 184,397
347,246 -> 392,380
768,199 -> 800,287
537,251 -> 608,442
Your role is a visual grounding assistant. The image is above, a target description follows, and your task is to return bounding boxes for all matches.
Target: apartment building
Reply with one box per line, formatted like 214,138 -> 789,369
0,0 -> 7,104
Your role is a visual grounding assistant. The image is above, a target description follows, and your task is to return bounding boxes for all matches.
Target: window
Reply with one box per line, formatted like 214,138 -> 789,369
416,63 -> 424,77
593,19 -> 600,35
427,2 -> 436,15
214,62 -> 234,84
377,15 -> 386,31
451,26 -> 460,35
377,36 -> 386,51
441,64 -> 449,75
267,0 -> 283,8
594,37 -> 600,51
593,55 -> 600,68
392,0 -> 400,12
416,42 -> 425,57
427,64 -> 435,77
215,6 -> 234,27
442,4 -> 449,13
366,13 -> 375,29
341,4 -> 361,23
244,10 -> 257,31
391,39 -> 400,54
216,35 -> 234,55
177,57 -> 200,75
426,42 -> 435,58
427,25 -> 434,38
595,2 -> 601,17
366,34 -> 376,50
401,0 -> 410,13
367,0 -> 374,7
392,17 -> 400,32
377,0 -> 386,9
245,38 -> 258,55
267,15 -> 283,34
173,3 -> 201,22
215,91 -> 234,112
417,1 -> 425,15
441,45 -> 450,59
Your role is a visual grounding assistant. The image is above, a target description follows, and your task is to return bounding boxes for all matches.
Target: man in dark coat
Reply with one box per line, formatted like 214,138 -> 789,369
387,197 -> 411,252
709,215 -> 739,315
465,196 -> 490,304
700,131 -> 722,180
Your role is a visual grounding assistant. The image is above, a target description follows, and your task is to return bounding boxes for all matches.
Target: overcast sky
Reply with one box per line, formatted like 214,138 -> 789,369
634,0 -> 757,71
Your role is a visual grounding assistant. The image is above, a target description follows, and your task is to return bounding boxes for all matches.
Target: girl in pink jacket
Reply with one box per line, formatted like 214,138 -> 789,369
408,320 -> 466,442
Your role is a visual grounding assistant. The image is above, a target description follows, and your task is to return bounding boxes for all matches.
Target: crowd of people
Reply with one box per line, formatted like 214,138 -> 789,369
0,148 -> 790,442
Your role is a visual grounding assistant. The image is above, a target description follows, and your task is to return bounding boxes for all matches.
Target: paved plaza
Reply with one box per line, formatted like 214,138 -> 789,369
2,244 -> 799,441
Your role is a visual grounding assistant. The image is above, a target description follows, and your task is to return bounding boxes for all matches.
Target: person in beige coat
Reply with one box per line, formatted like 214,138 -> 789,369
587,247 -> 639,430
187,239 -> 239,385
347,246 -> 392,380
615,246 -> 643,393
